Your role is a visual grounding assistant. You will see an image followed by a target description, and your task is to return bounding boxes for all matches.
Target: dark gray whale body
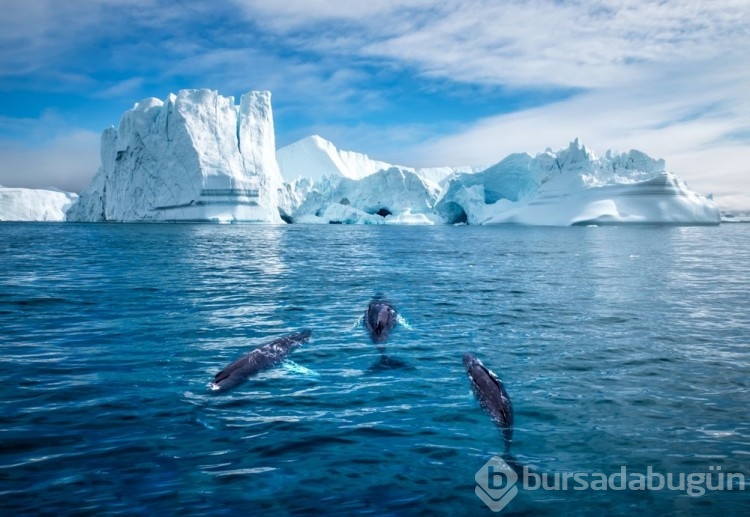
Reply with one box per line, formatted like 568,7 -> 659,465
210,329 -> 312,393
464,353 -> 514,453
364,300 -> 397,345
363,298 -> 410,370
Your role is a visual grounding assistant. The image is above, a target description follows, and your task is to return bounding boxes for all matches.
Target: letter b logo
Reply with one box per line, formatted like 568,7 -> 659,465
475,456 -> 519,512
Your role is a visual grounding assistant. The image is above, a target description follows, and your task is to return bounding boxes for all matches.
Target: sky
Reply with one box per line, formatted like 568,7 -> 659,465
0,0 -> 748,211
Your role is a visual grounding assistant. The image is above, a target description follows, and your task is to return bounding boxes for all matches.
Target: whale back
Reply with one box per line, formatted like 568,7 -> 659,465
212,329 -> 312,392
464,353 -> 514,449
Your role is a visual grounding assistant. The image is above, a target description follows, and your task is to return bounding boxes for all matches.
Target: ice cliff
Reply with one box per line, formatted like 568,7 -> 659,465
0,187 -> 78,222
67,90 -> 287,223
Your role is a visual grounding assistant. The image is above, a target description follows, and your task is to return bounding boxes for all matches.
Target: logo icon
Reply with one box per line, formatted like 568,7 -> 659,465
475,456 -> 519,512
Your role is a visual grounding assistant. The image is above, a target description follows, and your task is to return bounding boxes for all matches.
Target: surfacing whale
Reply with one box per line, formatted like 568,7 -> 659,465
464,353 -> 514,454
362,298 -> 411,370
364,299 -> 397,347
210,329 -> 312,393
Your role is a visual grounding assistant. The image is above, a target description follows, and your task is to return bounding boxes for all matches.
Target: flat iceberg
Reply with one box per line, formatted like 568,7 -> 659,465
482,172 -> 720,226
0,187 -> 78,222
67,89 -> 286,223
720,211 -> 750,223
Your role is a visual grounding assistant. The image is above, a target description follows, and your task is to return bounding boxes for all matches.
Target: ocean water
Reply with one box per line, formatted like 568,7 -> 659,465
1,223 -> 748,516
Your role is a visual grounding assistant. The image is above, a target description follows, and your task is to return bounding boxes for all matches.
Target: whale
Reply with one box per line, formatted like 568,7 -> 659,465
464,353 -> 514,453
210,329 -> 312,393
364,299 -> 397,346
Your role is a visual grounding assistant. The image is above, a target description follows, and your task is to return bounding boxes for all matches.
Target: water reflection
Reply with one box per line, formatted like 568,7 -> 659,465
178,225 -> 288,332
579,226 -> 678,308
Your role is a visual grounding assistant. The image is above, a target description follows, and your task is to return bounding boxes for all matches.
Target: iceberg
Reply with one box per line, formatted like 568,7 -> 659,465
67,89 -> 287,223
278,135 -> 483,189
283,137 -> 719,226
720,211 -> 750,223
277,135 -> 394,183
277,135 -> 482,224
435,139 -> 720,226
481,172 -> 720,226
290,167 -> 442,225
0,187 -> 78,222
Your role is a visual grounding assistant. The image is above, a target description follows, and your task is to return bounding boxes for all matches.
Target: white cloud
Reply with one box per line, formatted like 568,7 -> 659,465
0,0 -> 216,91
233,0 -> 750,89
93,77 -> 145,99
233,0 -> 434,31
0,1 -> 140,73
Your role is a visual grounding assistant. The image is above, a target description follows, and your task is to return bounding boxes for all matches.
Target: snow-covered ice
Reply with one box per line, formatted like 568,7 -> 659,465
0,187 -> 78,222
449,139 -> 720,226
277,135 -> 483,190
277,135 -> 395,183
481,172 -> 720,226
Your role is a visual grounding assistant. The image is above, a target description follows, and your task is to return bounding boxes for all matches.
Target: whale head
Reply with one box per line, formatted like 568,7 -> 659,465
376,305 -> 390,333
463,353 -> 479,370
365,299 -> 397,344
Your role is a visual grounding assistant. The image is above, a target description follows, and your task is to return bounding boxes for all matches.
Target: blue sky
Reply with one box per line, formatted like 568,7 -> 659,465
1,0 -> 748,210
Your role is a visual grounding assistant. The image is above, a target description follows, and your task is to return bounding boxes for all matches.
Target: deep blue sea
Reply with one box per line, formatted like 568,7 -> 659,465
1,223 -> 749,516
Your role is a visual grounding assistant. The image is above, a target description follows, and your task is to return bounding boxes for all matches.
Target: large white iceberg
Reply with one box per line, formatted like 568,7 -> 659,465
481,172 -> 720,226
436,139 -> 720,226
67,89 -> 287,223
0,187 -> 78,222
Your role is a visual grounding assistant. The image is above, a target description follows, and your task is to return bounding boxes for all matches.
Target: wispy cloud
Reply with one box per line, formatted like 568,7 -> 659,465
93,77 -> 145,99
233,0 -> 750,88
0,0 -> 221,92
